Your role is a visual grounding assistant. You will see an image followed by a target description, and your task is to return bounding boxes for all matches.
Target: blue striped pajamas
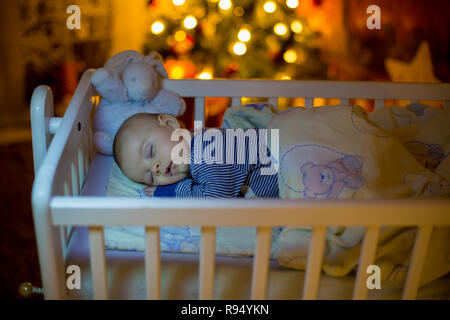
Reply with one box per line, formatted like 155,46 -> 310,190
154,128 -> 279,198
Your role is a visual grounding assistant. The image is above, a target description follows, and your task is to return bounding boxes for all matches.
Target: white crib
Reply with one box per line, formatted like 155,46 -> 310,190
30,69 -> 450,300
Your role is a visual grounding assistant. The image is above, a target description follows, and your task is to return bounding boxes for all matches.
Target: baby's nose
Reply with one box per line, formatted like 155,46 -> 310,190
152,162 -> 161,176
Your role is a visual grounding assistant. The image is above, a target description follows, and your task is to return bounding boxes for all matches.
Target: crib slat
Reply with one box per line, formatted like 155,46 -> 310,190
268,97 -> 280,112
60,227 -> 68,258
64,182 -> 70,196
444,101 -> 450,112
77,145 -> 85,189
87,124 -> 94,163
195,97 -> 205,123
145,227 -> 161,300
352,226 -> 380,300
251,227 -> 272,300
374,99 -> 384,110
88,227 -> 108,300
231,97 -> 241,107
302,226 -> 326,300
340,98 -> 349,105
71,157 -> 80,196
199,227 -> 216,299
83,129 -> 89,179
402,225 -> 432,300
62,173 -> 72,258
305,97 -> 314,109
64,171 -> 72,196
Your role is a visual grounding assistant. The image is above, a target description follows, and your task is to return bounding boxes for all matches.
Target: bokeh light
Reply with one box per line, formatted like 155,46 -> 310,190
183,16 -> 197,29
233,42 -> 247,55
237,29 -> 251,42
151,21 -> 165,34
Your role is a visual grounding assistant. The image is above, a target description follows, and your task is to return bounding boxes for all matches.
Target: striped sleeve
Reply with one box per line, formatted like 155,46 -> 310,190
175,163 -> 249,198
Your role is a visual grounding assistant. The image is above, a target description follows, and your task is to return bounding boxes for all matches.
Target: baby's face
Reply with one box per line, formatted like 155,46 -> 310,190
119,115 -> 190,186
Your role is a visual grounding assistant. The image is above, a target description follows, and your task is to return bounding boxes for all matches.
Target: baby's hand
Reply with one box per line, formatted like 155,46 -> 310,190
143,186 -> 157,197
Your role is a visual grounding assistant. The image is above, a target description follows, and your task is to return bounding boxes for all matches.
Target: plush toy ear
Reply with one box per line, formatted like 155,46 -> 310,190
104,50 -> 143,75
144,51 -> 169,78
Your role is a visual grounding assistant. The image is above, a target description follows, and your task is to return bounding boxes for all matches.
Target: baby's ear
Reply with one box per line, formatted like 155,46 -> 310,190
157,113 -> 180,129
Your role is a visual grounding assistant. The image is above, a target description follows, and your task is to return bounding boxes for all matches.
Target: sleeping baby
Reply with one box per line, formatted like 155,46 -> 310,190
112,113 -> 279,198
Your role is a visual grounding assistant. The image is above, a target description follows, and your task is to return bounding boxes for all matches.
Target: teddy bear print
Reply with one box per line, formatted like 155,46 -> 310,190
159,227 -> 201,252
300,155 -> 365,199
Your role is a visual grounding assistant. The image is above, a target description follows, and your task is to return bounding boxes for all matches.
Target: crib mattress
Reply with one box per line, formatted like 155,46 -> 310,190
64,154 -> 450,299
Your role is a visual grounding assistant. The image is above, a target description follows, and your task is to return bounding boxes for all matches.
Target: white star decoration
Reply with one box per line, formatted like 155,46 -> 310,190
385,41 -> 440,83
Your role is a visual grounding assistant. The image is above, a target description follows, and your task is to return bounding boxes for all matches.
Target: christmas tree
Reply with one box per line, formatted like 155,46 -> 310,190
143,0 -> 328,80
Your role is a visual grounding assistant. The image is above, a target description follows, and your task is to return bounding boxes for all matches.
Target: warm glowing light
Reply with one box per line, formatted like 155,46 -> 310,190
274,23 -> 288,36
172,0 -> 185,6
183,16 -> 197,29
283,49 -> 297,63
281,75 -> 291,80
151,21 -> 165,34
286,0 -> 299,9
170,66 -> 185,79
219,0 -> 232,10
291,20 -> 303,33
263,1 -> 276,13
174,30 -> 186,42
237,29 -> 251,42
233,42 -> 247,55
198,71 -> 213,79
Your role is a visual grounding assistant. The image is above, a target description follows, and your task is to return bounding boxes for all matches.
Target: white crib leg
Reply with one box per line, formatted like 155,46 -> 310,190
145,227 -> 161,300
302,226 -> 326,300
352,226 -> 380,300
199,227 -> 216,299
251,227 -> 272,300
31,202 -> 66,299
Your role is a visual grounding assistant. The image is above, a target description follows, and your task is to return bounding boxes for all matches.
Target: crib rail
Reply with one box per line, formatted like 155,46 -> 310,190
50,197 -> 450,227
50,197 -> 450,300
163,79 -> 450,113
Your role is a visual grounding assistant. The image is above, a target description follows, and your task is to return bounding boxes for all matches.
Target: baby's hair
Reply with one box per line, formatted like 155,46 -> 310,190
113,113 -> 159,171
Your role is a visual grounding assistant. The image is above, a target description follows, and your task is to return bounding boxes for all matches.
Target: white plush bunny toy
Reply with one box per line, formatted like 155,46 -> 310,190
91,50 -> 185,155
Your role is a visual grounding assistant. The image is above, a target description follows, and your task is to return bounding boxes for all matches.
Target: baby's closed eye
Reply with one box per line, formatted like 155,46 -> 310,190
145,143 -> 154,158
